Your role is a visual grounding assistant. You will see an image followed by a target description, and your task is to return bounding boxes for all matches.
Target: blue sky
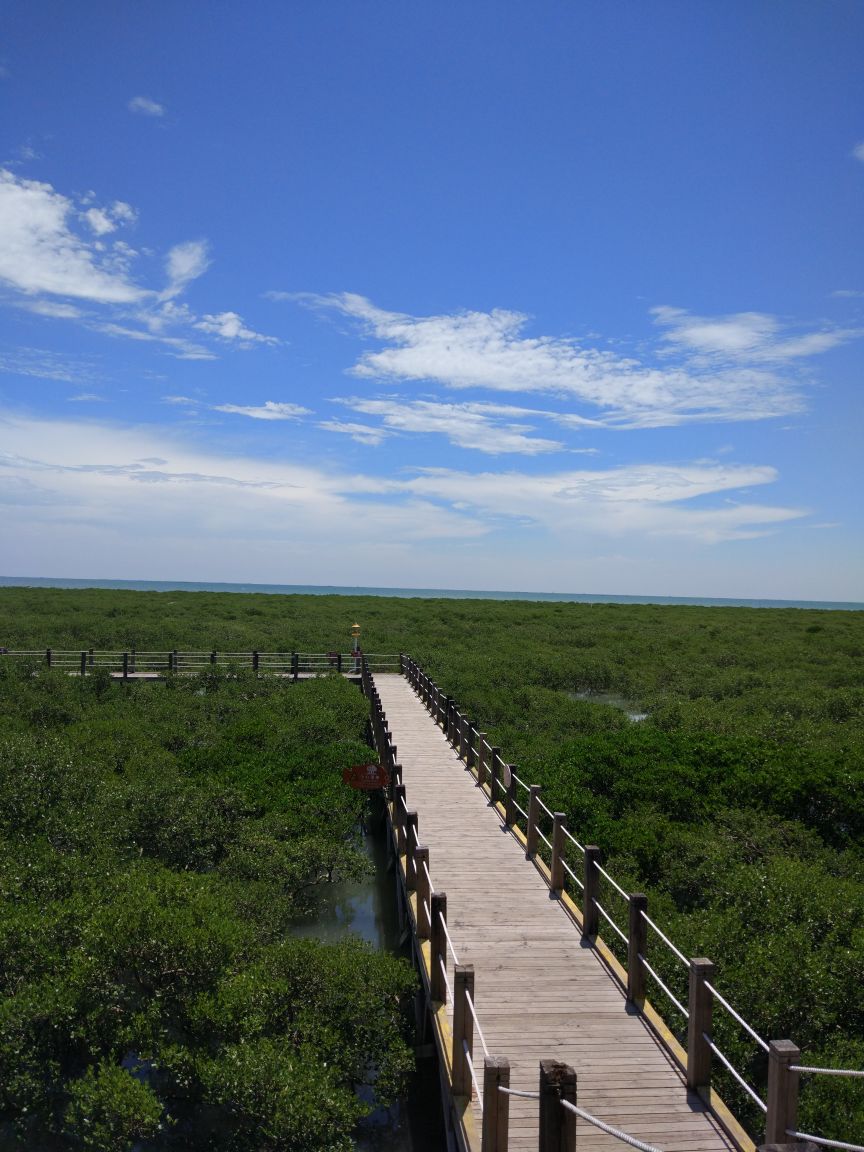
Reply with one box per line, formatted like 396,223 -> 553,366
1,1 -> 862,600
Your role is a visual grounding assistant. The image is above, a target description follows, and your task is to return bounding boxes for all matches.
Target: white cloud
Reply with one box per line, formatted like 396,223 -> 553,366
82,200 -> 137,236
163,239 -> 210,299
0,168 -> 147,303
318,420 -> 392,446
402,463 -> 806,544
335,396 -> 564,454
213,401 -> 311,420
195,311 -> 278,345
305,293 -> 817,428
651,305 -> 860,363
128,96 -> 165,117
162,395 -> 199,406
67,393 -> 105,402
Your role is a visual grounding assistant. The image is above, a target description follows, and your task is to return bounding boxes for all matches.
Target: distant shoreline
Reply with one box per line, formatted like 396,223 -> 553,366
1,575 -> 861,612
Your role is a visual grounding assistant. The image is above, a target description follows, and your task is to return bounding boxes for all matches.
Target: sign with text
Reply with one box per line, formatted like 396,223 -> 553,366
342,763 -> 389,790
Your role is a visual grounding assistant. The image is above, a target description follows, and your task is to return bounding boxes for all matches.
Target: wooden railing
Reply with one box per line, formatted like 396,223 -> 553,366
377,654 -> 863,1152
0,649 -> 401,677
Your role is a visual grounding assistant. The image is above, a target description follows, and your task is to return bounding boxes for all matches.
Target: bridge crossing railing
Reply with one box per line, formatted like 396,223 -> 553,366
0,648 -> 401,677
396,654 -> 864,1152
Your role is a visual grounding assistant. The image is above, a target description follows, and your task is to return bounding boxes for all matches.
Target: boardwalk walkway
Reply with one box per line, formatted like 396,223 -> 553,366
373,673 -> 741,1152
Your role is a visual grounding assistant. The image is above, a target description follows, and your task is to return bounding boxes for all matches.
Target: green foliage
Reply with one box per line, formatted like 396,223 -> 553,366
0,655 -> 416,1149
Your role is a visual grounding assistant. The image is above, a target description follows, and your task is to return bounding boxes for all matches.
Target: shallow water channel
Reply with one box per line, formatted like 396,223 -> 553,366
291,801 -> 444,1152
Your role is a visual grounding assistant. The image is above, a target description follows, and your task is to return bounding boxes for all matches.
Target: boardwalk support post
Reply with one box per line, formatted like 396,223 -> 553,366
291,652 -> 298,680
452,965 -> 475,1099
80,651 -> 87,678
489,748 -> 502,804
504,766 -> 518,827
252,650 -> 259,672
687,958 -> 714,1092
582,846 -> 601,938
430,893 -> 448,1002
526,785 -> 541,858
539,1061 -> 577,1152
416,847 -> 431,939
394,784 -> 407,857
482,1056 -> 510,1152
551,813 -> 566,894
405,811 -> 419,889
765,1040 -> 800,1144
123,652 -> 129,681
46,648 -> 52,668
627,893 -> 648,1004
466,723 -> 476,769
477,734 -> 488,785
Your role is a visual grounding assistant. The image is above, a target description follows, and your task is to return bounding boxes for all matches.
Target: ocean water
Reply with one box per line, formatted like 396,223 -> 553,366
1,575 -> 862,611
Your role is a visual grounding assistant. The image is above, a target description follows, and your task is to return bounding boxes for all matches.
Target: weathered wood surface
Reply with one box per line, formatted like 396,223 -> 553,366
373,673 -> 739,1152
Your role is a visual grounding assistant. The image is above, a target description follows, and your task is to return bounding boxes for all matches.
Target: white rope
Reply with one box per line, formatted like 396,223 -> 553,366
704,981 -> 769,1053
638,954 -> 689,1018
482,738 -> 492,754
596,863 -> 629,901
702,1034 -> 766,1112
438,954 -> 454,1002
639,910 -> 690,968
439,913 -> 461,966
423,898 -> 432,921
511,771 -> 530,793
400,794 -> 408,812
559,1099 -> 662,1152
464,990 -> 490,1058
791,1065 -> 864,1078
562,860 -> 585,890
787,1133 -> 864,1152
512,800 -> 529,821
594,898 -> 629,945
422,860 -> 432,888
562,825 -> 585,854
536,828 -> 553,851
498,1087 -> 540,1099
463,1038 -> 483,1108
537,796 -> 556,820
410,823 -> 419,845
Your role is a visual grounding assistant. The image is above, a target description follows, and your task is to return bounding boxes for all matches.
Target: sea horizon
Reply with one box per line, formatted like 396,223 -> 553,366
1,575 -> 861,612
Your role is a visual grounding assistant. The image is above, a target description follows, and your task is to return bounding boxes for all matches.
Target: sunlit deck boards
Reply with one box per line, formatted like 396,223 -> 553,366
372,673 -> 738,1152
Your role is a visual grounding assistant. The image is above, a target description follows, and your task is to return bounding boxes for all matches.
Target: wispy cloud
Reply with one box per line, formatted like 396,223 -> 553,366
128,96 -> 165,117
318,419 -> 392,446
0,169 -> 277,357
299,293 -> 838,429
67,393 -> 105,403
852,142 -> 864,163
213,401 -> 311,420
332,396 -> 564,454
0,347 -> 96,384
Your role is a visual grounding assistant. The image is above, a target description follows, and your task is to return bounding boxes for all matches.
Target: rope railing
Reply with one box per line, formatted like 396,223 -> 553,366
593,898 -> 629,945
559,1098 -> 662,1152
596,862 -> 629,902
463,1038 -> 483,1108
562,860 -> 585,891
704,980 -> 770,1054
562,825 -> 585,854
702,1033 -> 767,1113
465,989 -> 491,1059
786,1133 -> 864,1152
439,911 -> 461,967
438,954 -> 454,1003
791,1065 -> 864,1077
639,909 -> 690,967
638,954 -> 689,1018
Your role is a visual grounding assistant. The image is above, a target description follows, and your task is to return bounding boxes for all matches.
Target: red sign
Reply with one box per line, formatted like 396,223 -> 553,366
342,763 -> 390,790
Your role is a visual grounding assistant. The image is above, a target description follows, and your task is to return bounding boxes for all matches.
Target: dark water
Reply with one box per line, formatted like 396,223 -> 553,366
2,575 -> 861,611
292,805 -> 444,1152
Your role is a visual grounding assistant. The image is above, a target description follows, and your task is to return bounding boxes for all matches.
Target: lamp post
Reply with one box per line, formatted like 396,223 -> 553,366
351,622 -> 361,673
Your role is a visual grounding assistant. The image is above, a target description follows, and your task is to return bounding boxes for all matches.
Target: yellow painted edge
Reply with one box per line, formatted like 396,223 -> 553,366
461,759 -> 756,1151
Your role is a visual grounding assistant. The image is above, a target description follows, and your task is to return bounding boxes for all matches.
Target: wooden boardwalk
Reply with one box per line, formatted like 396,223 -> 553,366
373,673 -> 743,1152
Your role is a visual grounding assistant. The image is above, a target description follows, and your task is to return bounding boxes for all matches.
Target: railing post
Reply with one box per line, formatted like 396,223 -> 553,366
394,784 -> 407,857
389,762 -> 402,802
416,847 -> 431,939
477,733 -> 488,785
551,813 -> 566,893
452,964 -> 475,1098
252,650 -> 259,672
441,694 -> 451,732
466,722 -> 476,769
504,766 -> 517,827
46,647 -> 52,668
482,1056 -> 510,1152
686,958 -> 714,1092
172,649 -> 178,673
210,649 -> 217,665
526,785 -> 541,857
539,1060 -> 577,1152
582,846 -> 601,938
89,647 -> 94,668
489,748 -> 502,802
459,714 -> 468,760
337,652 -> 342,673
765,1040 -> 800,1143
430,893 -> 448,1002
80,651 -> 87,677
122,652 -> 129,681
405,811 -> 419,889
627,894 -> 648,1004
291,651 -> 298,680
